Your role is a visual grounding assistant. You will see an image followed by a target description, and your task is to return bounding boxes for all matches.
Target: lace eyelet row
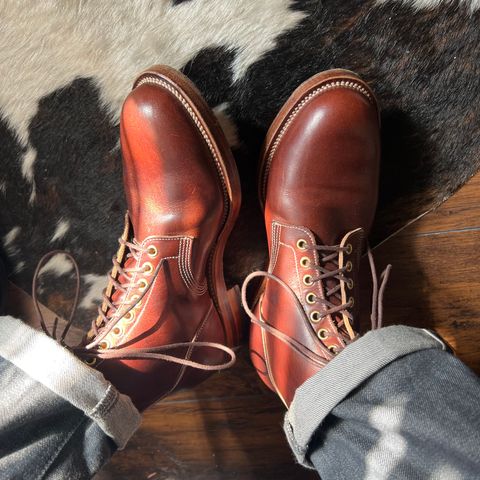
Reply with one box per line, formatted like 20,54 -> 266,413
83,244 -> 159,367
297,241 -> 318,323
295,237 -> 343,356
105,251 -> 156,343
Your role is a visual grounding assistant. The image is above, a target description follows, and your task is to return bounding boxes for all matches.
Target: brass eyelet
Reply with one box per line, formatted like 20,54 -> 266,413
310,311 -> 321,323
345,243 -> 353,255
296,239 -> 308,250
138,278 -> 148,291
345,261 -> 353,272
317,328 -> 329,340
300,256 -> 310,268
328,345 -> 338,354
306,292 -> 316,305
85,357 -> 96,366
99,341 -> 109,350
147,245 -> 158,258
143,262 -> 153,274
112,326 -> 123,337
123,311 -> 135,323
303,274 -> 313,286
130,294 -> 142,307
347,278 -> 354,290
349,297 -> 355,307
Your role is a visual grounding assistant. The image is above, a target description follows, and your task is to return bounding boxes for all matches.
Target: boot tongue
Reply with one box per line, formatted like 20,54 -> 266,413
318,228 -> 365,338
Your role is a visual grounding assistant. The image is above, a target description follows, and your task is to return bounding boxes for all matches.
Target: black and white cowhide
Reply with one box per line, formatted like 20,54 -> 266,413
0,0 -> 478,324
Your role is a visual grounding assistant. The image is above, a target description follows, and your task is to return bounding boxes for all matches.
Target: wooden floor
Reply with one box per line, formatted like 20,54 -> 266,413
93,172 -> 480,479
8,172 -> 480,480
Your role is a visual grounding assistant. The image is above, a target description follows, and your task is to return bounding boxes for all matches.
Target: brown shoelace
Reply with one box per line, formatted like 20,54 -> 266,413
241,245 -> 391,365
304,243 -> 357,338
32,248 -> 236,371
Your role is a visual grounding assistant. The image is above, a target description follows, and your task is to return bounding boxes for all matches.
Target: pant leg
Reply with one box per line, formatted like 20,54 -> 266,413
0,315 -> 142,480
284,326 -> 480,480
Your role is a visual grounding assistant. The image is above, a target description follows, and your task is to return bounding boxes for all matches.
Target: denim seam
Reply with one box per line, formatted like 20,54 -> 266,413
89,385 -> 119,420
285,422 -> 308,463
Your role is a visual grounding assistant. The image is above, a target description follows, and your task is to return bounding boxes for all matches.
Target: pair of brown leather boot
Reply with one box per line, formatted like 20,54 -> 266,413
42,66 -> 390,411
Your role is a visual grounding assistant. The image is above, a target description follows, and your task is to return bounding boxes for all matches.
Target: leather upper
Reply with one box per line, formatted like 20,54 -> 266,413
251,73 -> 381,407
85,71 -> 233,411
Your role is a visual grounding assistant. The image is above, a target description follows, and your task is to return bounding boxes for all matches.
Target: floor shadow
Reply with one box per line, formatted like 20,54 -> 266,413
191,347 -> 318,479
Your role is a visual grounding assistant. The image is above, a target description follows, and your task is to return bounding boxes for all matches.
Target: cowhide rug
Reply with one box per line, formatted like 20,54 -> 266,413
0,0 -> 478,325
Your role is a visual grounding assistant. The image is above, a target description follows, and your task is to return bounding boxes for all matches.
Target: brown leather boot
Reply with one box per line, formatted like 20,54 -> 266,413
37,66 -> 243,411
242,70 -> 391,407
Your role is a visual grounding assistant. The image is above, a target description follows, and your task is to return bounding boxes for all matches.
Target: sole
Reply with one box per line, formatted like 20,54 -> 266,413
133,65 -> 243,348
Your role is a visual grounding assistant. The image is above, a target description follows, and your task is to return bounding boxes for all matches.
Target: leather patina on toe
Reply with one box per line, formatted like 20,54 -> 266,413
243,70 -> 391,408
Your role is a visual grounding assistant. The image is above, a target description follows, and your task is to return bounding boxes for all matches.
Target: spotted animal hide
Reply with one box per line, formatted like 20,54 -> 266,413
0,0 -> 478,324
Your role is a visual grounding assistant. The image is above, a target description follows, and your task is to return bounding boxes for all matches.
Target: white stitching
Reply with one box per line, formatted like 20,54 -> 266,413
269,223 -> 278,273
179,237 -> 207,296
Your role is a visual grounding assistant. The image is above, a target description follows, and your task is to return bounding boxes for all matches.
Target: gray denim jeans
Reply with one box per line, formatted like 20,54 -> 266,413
0,316 -> 140,479
0,316 -> 479,479
286,326 -> 480,479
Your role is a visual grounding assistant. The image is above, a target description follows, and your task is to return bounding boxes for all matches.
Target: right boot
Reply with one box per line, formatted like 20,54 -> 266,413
36,66 -> 243,411
242,70 -> 391,408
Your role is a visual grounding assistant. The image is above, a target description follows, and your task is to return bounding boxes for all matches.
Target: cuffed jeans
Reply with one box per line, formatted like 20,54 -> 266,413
0,316 -> 140,479
285,326 -> 480,479
0,316 -> 479,479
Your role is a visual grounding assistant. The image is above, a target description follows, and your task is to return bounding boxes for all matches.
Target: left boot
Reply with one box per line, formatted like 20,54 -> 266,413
242,70 -> 391,407
34,66 -> 243,411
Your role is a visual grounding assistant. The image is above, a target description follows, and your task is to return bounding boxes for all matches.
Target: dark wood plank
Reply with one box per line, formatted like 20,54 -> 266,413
384,173 -> 480,236
96,350 -> 315,480
364,171 -> 480,373
365,230 -> 480,373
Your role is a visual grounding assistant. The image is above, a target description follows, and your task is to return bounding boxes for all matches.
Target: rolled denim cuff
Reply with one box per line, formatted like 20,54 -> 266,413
284,325 -> 448,468
0,315 -> 141,449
